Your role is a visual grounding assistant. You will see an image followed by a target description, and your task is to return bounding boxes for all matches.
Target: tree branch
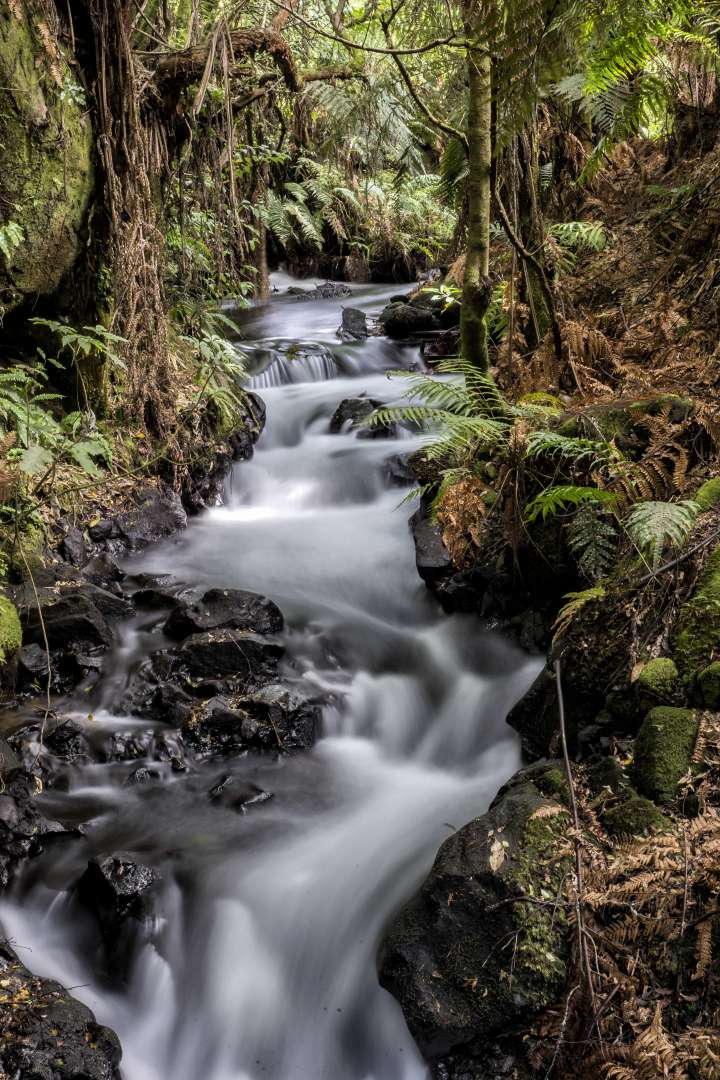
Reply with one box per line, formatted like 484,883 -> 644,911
266,0 -> 464,56
153,27 -> 301,91
381,21 -> 468,147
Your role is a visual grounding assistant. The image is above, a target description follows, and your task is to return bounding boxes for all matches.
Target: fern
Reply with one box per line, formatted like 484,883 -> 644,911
625,499 -> 701,569
568,504 -> 618,581
0,220 -> 23,266
525,485 -> 617,523
525,430 -> 618,469
553,585 -> 606,642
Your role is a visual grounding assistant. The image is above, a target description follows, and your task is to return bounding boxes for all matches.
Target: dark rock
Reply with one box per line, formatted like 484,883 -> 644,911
82,554 -> 125,589
505,667 -> 557,759
112,488 -> 187,550
75,854 -> 161,983
0,769 -> 63,888
385,454 -> 416,487
17,642 -> 50,684
411,509 -> 453,584
338,307 -> 368,341
164,587 -> 284,640
328,397 -> 395,439
379,765 -> 571,1059
59,525 -> 88,566
174,629 -> 284,683
380,302 -> 440,339
182,683 -> 320,756
312,282 -> 352,299
0,941 -> 122,1080
18,586 -> 115,651
0,736 -> 19,772
89,518 -> 119,542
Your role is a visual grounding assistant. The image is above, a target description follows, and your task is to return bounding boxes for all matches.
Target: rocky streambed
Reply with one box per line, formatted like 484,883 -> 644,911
0,280 -> 557,1080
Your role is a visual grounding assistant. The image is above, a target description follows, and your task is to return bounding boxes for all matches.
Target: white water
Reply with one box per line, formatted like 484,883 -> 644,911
1,279 -> 540,1080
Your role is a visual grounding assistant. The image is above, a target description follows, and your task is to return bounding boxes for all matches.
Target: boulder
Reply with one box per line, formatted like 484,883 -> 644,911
633,706 -> 699,802
380,302 -> 440,339
329,397 -> 395,439
379,765 -> 572,1058
0,942 -> 122,1080
0,769 -> 64,888
112,488 -> 187,550
75,854 -> 161,983
338,307 -> 368,341
698,660 -> 720,708
17,586 -> 115,651
164,587 -> 284,640
173,629 -> 284,683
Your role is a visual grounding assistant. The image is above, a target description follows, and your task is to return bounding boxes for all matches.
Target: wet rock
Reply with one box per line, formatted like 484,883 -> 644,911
59,525 -> 88,566
207,775 -> 274,812
183,683 -> 320,756
112,488 -> 187,550
380,302 -> 439,339
338,307 -> 368,341
0,769 -> 63,888
379,765 -> 571,1059
164,587 -> 284,640
81,554 -> 125,589
0,941 -> 122,1080
17,642 -> 50,685
119,664 -> 196,726
17,586 -> 116,650
411,509 -> 453,584
312,282 -> 352,299
76,854 -> 161,984
329,397 -> 395,439
385,454 -> 416,487
174,629 -> 284,683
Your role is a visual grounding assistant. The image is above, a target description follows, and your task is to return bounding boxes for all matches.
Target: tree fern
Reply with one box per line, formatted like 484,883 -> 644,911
625,499 -> 701,569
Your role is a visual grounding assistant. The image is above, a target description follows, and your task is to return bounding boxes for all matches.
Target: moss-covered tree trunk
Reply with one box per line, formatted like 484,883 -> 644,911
0,1 -> 94,319
460,36 -> 492,371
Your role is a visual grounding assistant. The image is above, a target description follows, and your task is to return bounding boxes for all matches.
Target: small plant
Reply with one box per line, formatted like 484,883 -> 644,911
625,499 -> 701,569
525,484 -> 617,523
181,328 -> 248,430
0,221 -> 23,267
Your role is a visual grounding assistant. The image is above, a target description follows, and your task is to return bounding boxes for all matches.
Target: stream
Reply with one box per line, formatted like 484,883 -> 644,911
1,279 -> 541,1080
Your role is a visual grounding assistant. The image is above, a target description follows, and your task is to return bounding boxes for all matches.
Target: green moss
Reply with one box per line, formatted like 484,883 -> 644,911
633,706 -> 699,802
636,658 -> 680,703
697,661 -> 720,709
507,802 -> 572,1000
603,793 -> 669,837
671,545 -> 720,678
0,596 -> 21,666
533,766 -> 569,801
0,3 -> 94,313
694,478 -> 720,512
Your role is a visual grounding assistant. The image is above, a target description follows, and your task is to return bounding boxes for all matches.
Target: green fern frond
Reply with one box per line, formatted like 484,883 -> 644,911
625,499 -> 701,569
525,485 -> 617,523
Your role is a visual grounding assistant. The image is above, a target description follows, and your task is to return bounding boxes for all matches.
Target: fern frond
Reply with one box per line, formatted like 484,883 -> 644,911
625,500 -> 701,569
553,586 -> 606,642
525,485 -> 617,523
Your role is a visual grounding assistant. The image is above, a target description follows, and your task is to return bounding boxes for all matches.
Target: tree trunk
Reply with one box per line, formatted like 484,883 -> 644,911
460,39 -> 492,371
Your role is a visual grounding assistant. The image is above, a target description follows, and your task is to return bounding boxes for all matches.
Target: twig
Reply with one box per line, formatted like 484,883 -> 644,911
554,658 -> 595,1006
636,526 -> 720,587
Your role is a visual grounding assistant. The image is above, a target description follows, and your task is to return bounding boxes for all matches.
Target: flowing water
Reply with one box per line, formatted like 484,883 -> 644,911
1,280 -> 541,1080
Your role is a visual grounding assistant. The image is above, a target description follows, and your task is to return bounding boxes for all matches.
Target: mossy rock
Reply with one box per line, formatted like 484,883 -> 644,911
636,658 -> 681,706
694,478 -> 720,512
697,661 -> 720,709
603,793 -> 670,837
671,545 -> 720,678
379,766 -> 572,1056
633,706 -> 699,802
0,595 -> 21,665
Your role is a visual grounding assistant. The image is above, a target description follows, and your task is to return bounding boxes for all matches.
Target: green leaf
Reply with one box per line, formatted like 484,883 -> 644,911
20,444 -> 53,476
